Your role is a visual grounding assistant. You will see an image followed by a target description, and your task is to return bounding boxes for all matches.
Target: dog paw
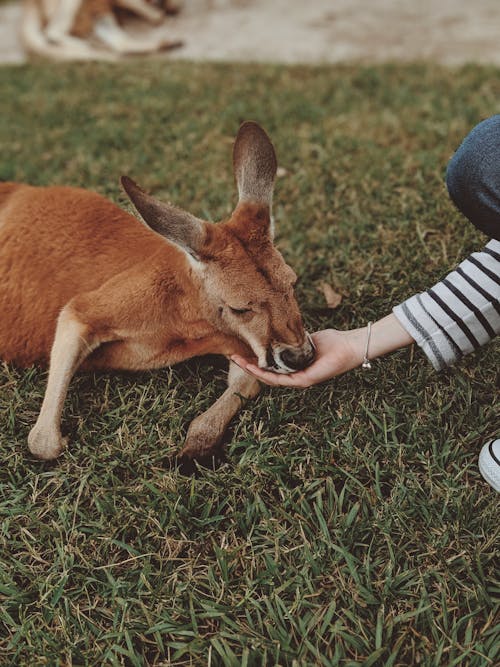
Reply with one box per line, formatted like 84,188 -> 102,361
158,39 -> 184,52
28,426 -> 67,461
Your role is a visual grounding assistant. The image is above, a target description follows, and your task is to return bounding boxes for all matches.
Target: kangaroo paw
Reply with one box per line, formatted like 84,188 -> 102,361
28,426 -> 67,460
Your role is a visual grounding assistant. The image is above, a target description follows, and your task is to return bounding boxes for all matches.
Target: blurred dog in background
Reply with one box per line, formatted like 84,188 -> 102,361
22,0 -> 183,60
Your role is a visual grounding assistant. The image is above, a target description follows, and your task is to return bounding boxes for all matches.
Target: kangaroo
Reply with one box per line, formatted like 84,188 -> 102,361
0,122 -> 315,463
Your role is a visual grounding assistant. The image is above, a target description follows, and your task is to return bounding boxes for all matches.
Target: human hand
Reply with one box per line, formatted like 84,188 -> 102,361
231,328 -> 364,387
231,314 -> 415,388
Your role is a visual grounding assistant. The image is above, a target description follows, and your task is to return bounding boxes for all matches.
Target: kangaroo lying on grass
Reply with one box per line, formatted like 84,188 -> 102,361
0,122 -> 314,463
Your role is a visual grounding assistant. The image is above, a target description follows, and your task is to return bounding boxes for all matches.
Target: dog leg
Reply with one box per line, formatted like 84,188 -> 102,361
41,0 -> 117,61
44,0 -> 82,42
49,33 -> 117,60
28,307 -> 98,460
94,13 -> 182,53
179,361 -> 260,462
114,0 -> 165,24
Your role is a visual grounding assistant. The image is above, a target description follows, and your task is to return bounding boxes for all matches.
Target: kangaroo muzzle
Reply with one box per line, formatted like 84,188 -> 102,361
266,333 -> 316,374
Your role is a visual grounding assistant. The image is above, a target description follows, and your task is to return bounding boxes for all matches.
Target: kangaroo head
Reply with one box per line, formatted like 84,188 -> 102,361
121,121 -> 314,373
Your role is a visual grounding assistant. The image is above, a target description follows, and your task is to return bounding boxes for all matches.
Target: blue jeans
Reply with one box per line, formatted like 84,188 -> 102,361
446,115 -> 500,241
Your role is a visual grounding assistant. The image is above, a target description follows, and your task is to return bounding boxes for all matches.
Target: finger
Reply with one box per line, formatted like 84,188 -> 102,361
231,354 -> 252,367
241,364 -> 285,385
244,364 -> 310,387
231,356 -> 312,387
230,356 -> 261,379
230,355 -> 274,379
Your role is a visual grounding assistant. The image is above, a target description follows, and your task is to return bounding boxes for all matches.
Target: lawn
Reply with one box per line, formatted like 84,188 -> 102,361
0,61 -> 499,666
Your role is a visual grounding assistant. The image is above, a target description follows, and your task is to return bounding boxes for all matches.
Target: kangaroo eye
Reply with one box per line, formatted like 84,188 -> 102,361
229,306 -> 252,315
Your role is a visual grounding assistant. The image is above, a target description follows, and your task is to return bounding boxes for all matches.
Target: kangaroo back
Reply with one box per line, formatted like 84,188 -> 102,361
0,182 -> 22,210
0,183 -> 163,366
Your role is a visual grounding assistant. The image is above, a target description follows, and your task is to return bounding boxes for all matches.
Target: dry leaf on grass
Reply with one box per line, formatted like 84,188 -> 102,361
318,282 -> 343,309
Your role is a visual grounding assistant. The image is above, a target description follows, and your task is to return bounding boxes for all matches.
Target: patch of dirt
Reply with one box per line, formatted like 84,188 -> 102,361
2,0 -> 500,65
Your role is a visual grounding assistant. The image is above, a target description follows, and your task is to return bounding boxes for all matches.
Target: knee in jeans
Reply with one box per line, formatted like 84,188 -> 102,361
445,149 -> 466,204
446,117 -> 500,214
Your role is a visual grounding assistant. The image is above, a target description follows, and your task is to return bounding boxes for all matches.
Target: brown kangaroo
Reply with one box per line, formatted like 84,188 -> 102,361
0,122 -> 314,462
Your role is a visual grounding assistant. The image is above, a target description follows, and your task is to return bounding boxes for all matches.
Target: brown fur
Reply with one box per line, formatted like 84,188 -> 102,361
0,122 -> 313,462
71,0 -> 111,37
21,0 -> 182,61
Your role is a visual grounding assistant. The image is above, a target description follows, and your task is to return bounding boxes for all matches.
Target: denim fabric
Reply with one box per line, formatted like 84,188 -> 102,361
446,115 -> 500,241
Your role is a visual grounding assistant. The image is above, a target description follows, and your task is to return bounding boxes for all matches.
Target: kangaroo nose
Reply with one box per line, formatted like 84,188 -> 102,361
279,341 -> 315,371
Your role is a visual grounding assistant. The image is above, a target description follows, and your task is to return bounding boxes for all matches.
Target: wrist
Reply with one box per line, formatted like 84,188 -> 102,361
339,327 -> 368,372
348,314 -> 415,368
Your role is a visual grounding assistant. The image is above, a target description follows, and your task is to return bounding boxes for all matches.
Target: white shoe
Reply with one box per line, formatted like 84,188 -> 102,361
478,439 -> 500,492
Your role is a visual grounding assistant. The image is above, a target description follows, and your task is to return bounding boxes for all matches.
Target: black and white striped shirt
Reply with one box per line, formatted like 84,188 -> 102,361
393,239 -> 500,370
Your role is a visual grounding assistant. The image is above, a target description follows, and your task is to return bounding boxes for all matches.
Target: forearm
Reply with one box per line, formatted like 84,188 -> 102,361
393,240 -> 500,370
345,313 -> 415,369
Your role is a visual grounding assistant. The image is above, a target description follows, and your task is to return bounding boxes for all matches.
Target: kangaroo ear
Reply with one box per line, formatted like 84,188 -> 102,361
121,176 -> 205,258
233,121 -> 277,206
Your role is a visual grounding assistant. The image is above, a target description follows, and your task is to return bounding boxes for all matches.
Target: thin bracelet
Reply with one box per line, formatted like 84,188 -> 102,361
361,321 -> 372,370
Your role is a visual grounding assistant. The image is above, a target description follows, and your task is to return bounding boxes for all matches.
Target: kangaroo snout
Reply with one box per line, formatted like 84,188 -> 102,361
267,334 -> 316,373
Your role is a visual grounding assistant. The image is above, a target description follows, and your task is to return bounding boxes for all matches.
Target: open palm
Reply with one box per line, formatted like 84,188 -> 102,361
231,329 -> 361,388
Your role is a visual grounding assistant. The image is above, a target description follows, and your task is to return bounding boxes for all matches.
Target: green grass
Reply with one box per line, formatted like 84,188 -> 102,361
0,61 -> 499,666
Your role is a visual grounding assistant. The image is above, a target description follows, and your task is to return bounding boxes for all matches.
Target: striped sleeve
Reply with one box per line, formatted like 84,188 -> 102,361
393,239 -> 500,370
